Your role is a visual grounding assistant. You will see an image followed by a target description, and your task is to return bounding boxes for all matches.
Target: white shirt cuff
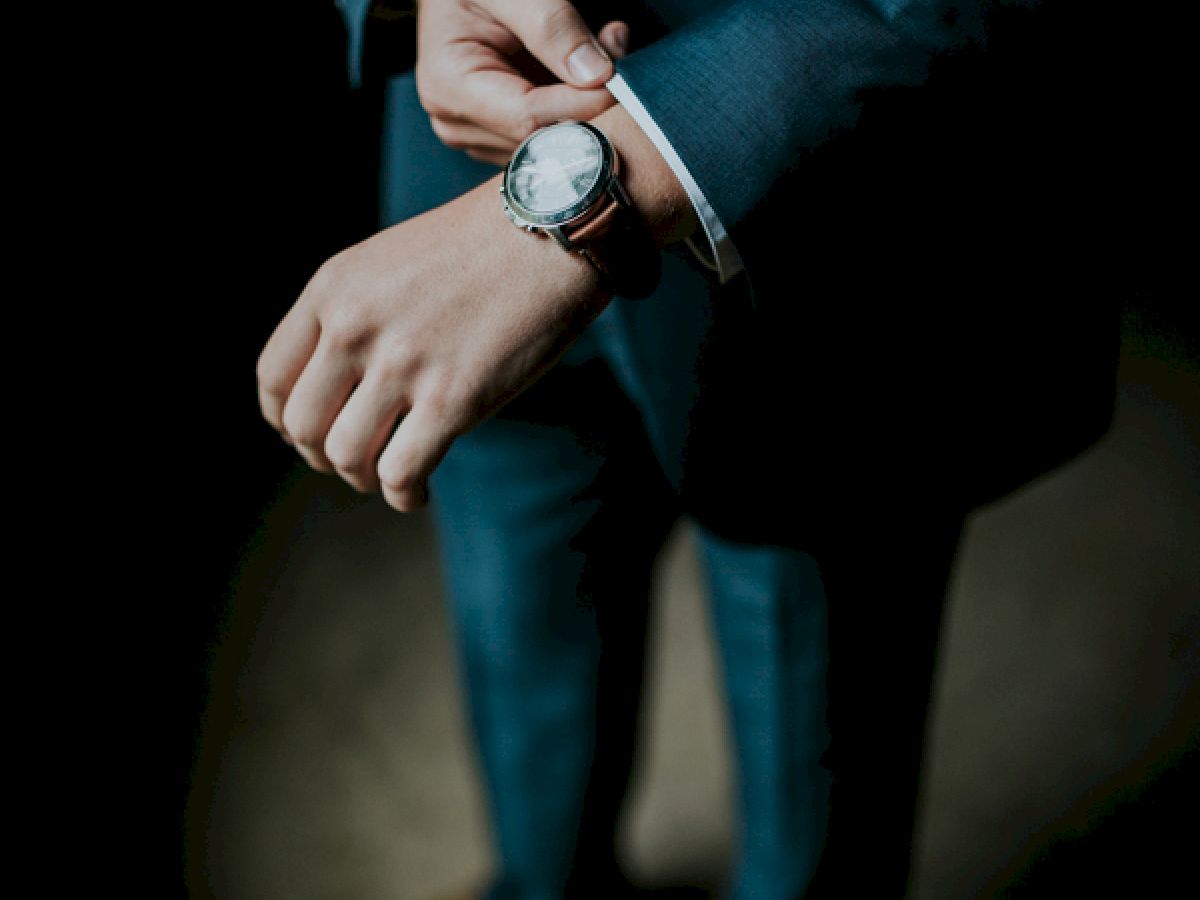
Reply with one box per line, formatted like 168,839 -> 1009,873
605,72 -> 744,285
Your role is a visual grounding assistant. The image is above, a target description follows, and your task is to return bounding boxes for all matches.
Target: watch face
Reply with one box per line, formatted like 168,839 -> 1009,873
506,123 -> 606,222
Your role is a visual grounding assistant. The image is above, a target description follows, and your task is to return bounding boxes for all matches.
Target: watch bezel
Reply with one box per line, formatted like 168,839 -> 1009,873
502,121 -> 615,229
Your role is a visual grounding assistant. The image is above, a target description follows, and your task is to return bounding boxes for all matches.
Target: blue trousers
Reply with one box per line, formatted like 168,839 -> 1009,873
380,73 -> 833,900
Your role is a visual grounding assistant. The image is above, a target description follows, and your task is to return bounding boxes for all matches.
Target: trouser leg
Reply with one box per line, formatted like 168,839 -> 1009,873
378,72 -> 498,223
804,510 -> 966,899
694,527 -> 832,900
695,505 -> 964,900
430,356 -> 679,900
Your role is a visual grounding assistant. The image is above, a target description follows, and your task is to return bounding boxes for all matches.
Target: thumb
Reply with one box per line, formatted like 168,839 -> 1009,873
492,0 -> 614,87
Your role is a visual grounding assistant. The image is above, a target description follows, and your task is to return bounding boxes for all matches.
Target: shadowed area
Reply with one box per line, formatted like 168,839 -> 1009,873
188,306 -> 1198,899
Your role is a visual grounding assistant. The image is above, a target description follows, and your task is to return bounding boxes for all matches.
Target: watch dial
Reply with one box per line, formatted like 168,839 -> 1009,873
508,124 -> 603,215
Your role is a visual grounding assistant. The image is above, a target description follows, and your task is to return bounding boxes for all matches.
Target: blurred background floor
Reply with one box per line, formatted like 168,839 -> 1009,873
190,309 -> 1198,899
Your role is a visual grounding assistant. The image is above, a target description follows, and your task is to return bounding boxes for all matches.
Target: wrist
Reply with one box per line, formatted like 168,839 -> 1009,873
479,174 -> 607,298
494,110 -> 683,300
588,104 -> 699,248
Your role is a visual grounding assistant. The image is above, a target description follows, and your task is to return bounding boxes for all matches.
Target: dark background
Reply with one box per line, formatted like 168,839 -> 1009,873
96,1 -> 1196,896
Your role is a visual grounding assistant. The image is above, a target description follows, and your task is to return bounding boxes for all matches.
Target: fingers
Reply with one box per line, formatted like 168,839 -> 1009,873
433,69 -> 618,146
418,6 -> 630,151
377,400 -> 459,513
256,308 -> 319,440
487,0 -> 615,87
258,320 -> 459,510
435,68 -> 605,144
596,20 -> 631,59
429,115 -> 518,156
325,369 -> 411,494
426,67 -> 538,144
280,335 -> 362,474
522,82 -> 619,130
466,148 -> 511,167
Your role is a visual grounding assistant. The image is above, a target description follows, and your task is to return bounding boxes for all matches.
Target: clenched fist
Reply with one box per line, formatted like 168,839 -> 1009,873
257,174 -> 607,510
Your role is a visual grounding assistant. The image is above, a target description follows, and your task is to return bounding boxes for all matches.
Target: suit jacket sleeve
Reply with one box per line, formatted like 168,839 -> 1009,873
614,0 -> 992,268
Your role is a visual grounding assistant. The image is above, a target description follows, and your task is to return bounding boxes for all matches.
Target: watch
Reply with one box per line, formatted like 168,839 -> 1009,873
501,121 -> 660,299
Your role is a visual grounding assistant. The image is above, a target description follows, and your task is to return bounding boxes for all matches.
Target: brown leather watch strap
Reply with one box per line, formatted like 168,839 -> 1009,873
568,196 -> 623,245
561,156 -> 661,299
575,211 -> 662,300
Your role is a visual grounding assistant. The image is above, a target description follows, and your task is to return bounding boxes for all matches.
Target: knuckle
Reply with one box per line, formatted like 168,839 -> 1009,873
383,479 -> 427,512
422,382 -> 456,421
386,493 -> 419,513
344,477 -> 374,495
428,118 -> 464,150
256,361 -> 288,400
307,455 -> 336,475
423,377 -> 476,432
321,308 -> 371,353
535,4 -> 581,47
342,470 -> 376,494
518,113 -> 540,140
309,251 -> 348,293
421,93 -> 451,124
282,414 -> 321,450
509,109 -> 540,142
377,337 -> 422,383
413,67 -> 446,118
378,460 -> 417,495
324,435 -> 363,474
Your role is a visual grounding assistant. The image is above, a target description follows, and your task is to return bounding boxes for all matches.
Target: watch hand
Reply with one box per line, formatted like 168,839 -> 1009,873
531,160 -> 590,178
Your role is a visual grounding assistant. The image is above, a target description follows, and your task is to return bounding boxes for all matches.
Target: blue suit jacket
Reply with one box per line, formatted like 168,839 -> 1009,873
357,0 -> 1120,546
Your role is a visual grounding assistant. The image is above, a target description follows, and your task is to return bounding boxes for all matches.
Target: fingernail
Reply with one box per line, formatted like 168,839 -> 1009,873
612,24 -> 629,54
567,41 -> 610,83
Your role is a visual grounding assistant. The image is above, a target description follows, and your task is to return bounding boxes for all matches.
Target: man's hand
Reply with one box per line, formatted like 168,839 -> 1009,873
257,174 -> 605,511
258,104 -> 695,512
416,0 -> 630,164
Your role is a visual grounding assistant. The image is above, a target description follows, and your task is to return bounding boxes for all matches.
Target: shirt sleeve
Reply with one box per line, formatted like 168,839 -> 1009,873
606,72 -> 745,284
